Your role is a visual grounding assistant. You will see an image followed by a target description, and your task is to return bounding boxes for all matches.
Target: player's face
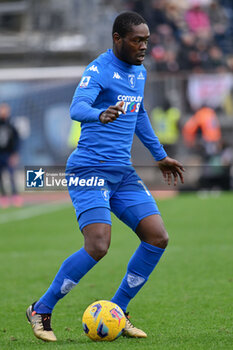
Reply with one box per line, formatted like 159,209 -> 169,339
117,24 -> 150,65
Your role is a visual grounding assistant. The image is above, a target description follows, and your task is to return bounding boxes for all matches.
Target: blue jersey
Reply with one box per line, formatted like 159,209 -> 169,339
67,49 -> 167,169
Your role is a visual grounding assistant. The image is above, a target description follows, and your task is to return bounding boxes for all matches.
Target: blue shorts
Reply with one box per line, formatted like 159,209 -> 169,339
66,166 -> 160,232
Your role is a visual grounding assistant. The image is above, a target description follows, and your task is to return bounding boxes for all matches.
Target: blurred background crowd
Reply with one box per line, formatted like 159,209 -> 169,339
1,0 -> 233,72
0,0 -> 233,206
132,0 -> 233,73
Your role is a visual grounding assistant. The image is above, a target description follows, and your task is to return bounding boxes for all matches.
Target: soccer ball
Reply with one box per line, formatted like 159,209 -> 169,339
82,300 -> 126,341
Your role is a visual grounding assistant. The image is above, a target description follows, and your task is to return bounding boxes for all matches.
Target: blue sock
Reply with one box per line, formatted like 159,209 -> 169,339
111,241 -> 165,312
34,247 -> 97,314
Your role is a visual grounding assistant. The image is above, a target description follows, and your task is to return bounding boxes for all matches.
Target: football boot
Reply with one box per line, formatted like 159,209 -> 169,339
26,302 -> 57,342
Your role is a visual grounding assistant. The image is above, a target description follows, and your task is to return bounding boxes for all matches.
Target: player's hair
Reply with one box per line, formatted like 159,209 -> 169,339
112,11 -> 147,38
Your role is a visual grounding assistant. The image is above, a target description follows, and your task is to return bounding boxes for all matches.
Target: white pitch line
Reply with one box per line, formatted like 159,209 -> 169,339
0,202 -> 71,224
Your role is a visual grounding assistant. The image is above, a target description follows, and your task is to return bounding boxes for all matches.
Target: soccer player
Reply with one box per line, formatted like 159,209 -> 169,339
27,11 -> 184,342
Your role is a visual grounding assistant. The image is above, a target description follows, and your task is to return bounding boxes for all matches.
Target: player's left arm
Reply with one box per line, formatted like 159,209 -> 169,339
135,102 -> 184,186
135,100 -> 167,161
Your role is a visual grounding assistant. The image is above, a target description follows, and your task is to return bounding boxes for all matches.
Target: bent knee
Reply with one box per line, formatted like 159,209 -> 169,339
156,230 -> 169,249
146,229 -> 169,249
84,232 -> 110,261
91,241 -> 109,260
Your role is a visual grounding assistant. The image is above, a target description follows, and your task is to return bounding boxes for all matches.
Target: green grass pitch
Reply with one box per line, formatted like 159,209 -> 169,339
0,192 -> 233,349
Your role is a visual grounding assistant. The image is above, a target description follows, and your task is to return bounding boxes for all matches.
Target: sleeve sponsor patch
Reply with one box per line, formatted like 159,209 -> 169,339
79,76 -> 91,88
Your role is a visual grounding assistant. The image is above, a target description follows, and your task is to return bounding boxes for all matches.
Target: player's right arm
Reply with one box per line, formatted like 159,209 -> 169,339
99,101 -> 125,124
70,64 -> 124,123
70,67 -> 105,123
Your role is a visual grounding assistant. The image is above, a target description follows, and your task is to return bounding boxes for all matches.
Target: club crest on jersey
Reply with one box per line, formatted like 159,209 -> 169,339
128,74 -> 136,88
80,76 -> 91,88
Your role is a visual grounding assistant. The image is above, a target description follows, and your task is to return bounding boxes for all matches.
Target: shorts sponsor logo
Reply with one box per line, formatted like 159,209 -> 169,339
26,168 -> 44,188
80,76 -> 91,88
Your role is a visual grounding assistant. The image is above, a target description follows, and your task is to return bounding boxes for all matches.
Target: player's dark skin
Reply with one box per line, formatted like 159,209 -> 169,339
83,23 -> 185,261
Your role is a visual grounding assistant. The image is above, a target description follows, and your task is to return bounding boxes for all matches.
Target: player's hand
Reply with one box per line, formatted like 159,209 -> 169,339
157,156 -> 185,186
99,101 -> 125,124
